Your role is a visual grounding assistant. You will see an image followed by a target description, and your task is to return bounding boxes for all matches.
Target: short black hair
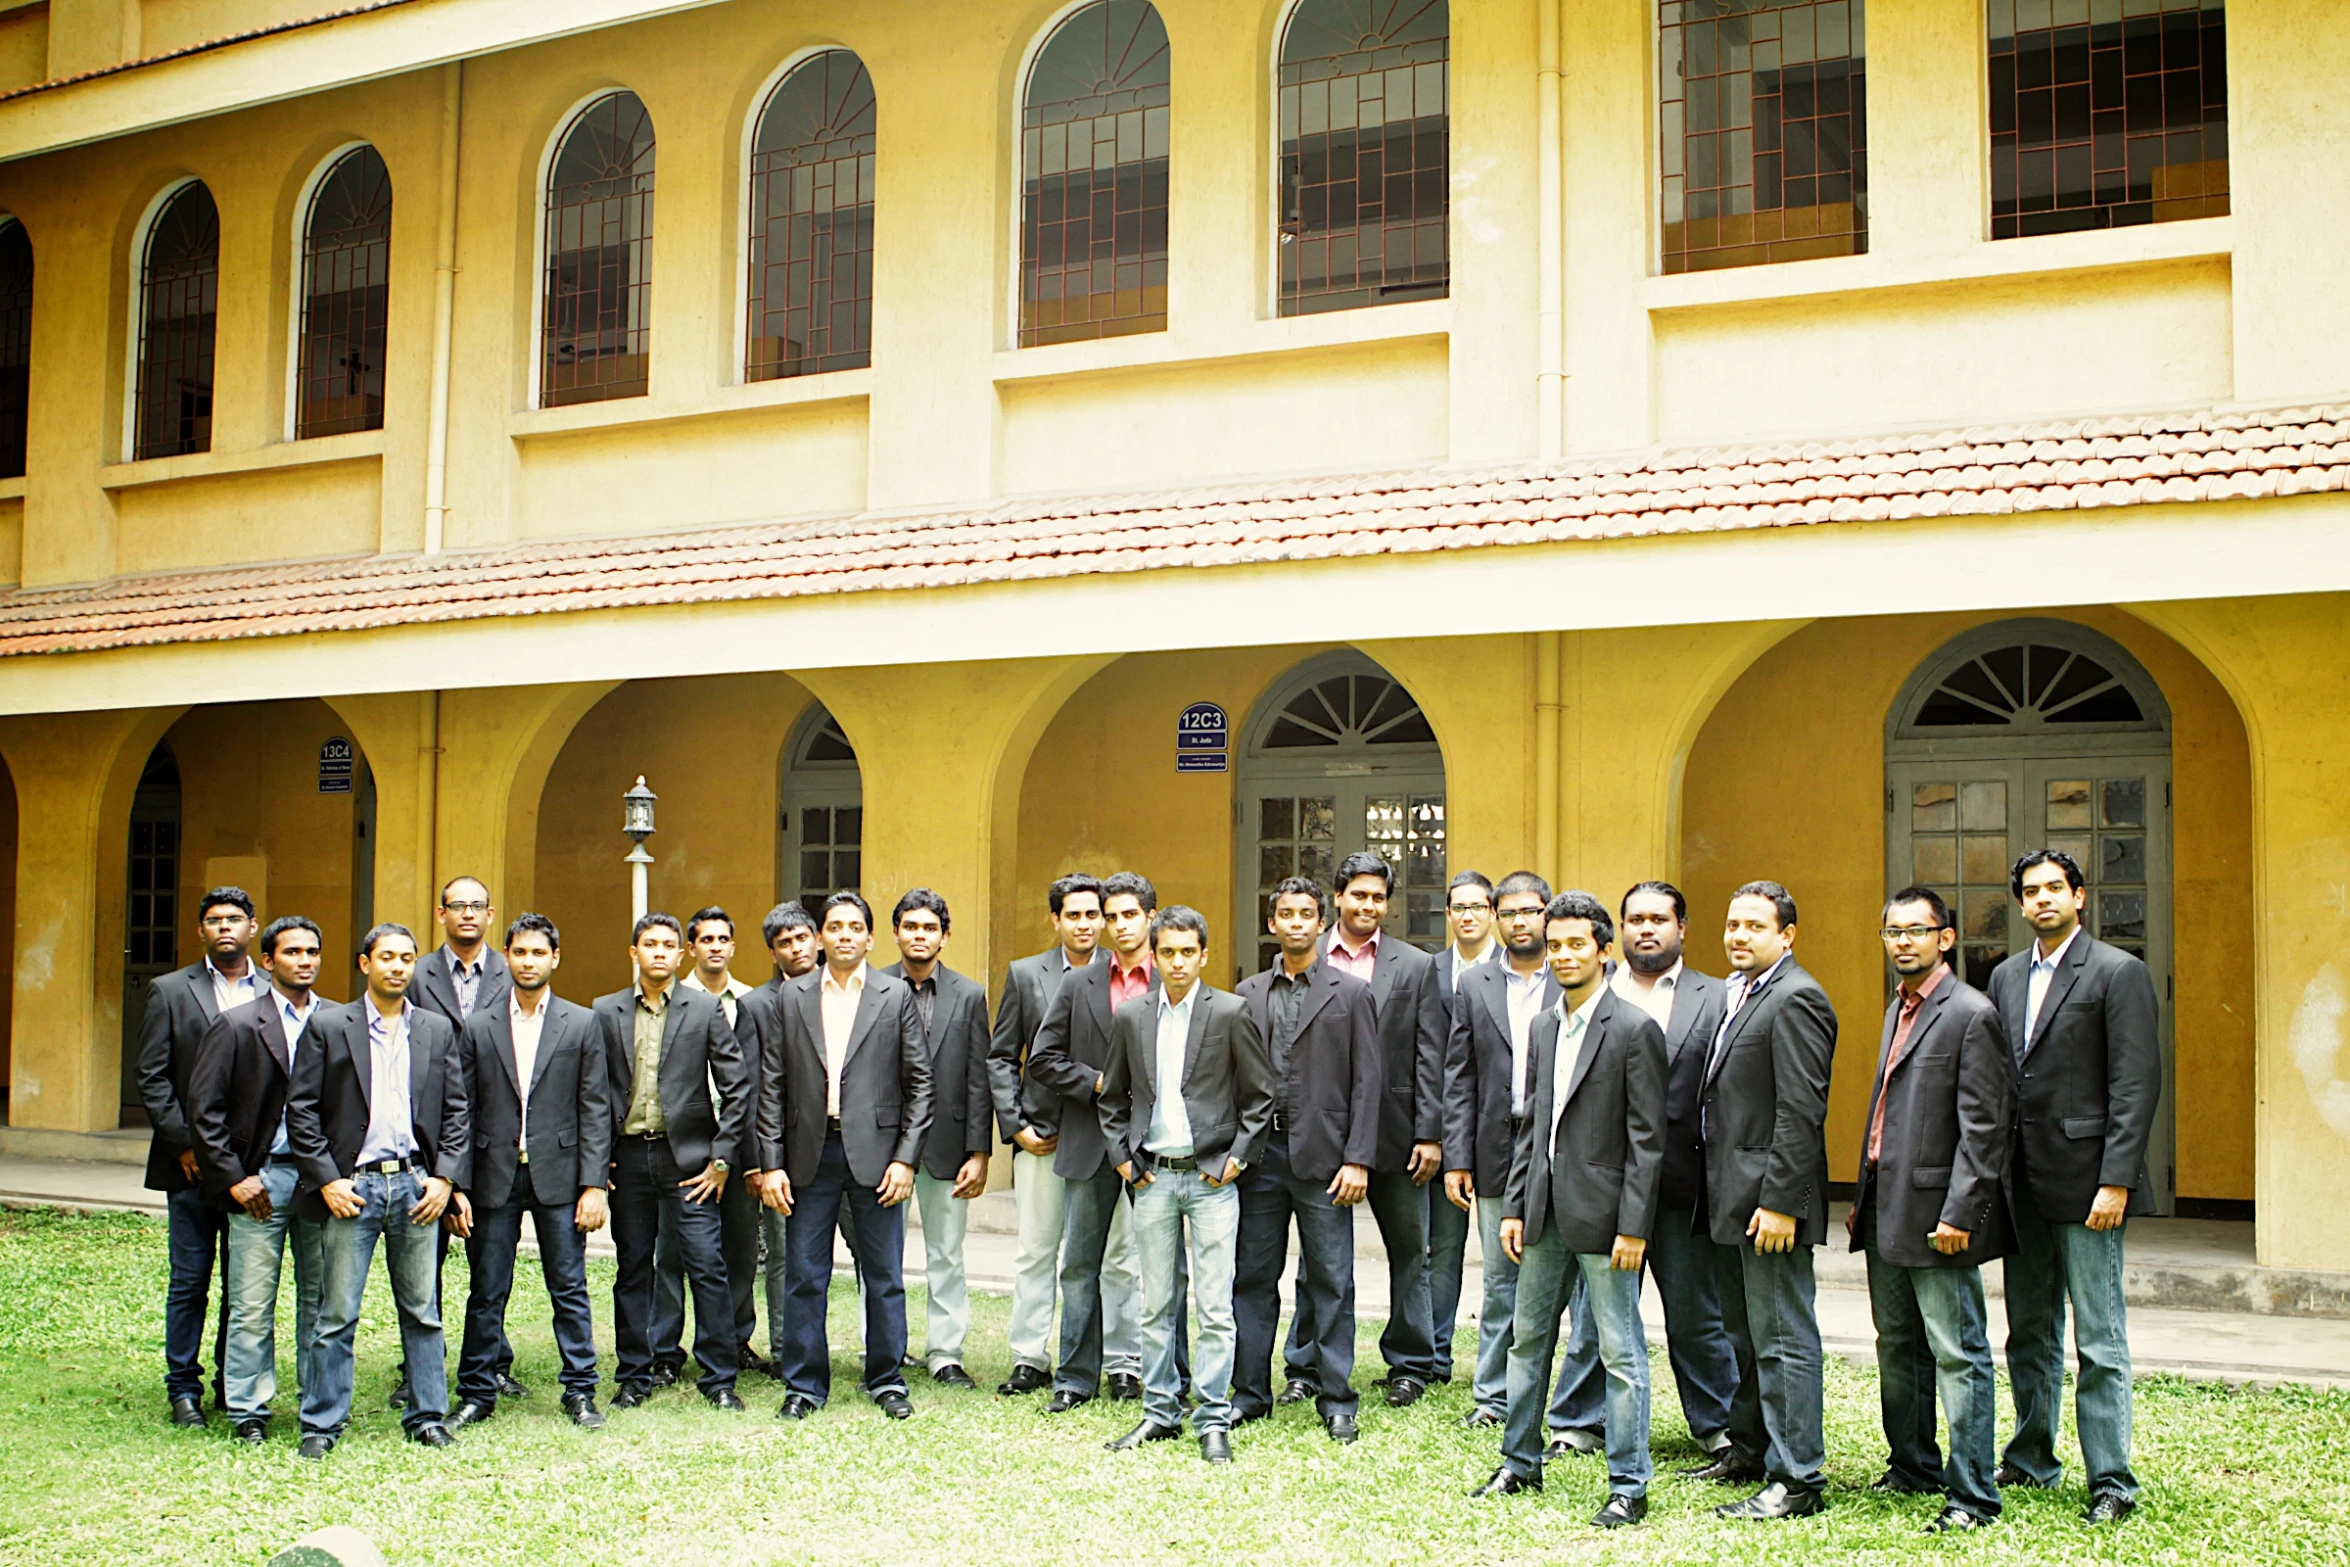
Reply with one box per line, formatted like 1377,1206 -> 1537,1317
1101,871 -> 1158,915
1446,870 -> 1495,905
1620,879 -> 1687,923
1731,880 -> 1799,930
1544,890 -> 1615,950
2010,849 -> 2086,900
821,889 -> 875,930
1268,876 -> 1328,922
199,886 -> 255,923
1048,873 -> 1106,916
632,912 -> 685,946
1493,871 -> 1553,909
438,875 -> 488,906
893,887 -> 951,934
357,921 -> 417,959
1334,852 -> 1394,896
1882,886 -> 1952,929
505,911 -> 561,950
1150,905 -> 1209,948
762,901 -> 816,945
258,915 -> 322,958
685,905 -> 734,943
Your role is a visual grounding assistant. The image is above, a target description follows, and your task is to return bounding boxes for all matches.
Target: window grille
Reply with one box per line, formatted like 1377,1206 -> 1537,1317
0,221 -> 29,479
134,183 -> 220,459
543,92 -> 656,406
748,51 -> 876,380
297,146 -> 391,438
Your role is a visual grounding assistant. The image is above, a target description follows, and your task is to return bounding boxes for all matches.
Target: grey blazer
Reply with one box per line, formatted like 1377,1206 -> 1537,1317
1097,984 -> 1273,1179
1504,990 -> 1668,1255
880,961 -> 995,1179
1028,957 -> 1159,1181
1343,934 -> 1449,1173
284,999 -> 471,1218
1851,972 -> 2012,1269
464,995 -> 608,1211
987,948 -> 1093,1142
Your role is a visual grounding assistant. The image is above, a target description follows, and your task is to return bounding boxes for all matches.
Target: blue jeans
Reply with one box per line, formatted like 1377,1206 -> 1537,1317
1867,1242 -> 2000,1517
459,1163 -> 598,1407
1504,1234 -> 1652,1495
1714,1239 -> 1826,1493
1234,1134 -> 1357,1419
1427,1183 -> 1471,1380
2003,1205 -> 2138,1501
1286,1168 -> 1435,1385
777,1131 -> 907,1406
1549,1201 -> 1738,1444
1131,1166 -> 1239,1434
1058,1168 -> 1184,1395
162,1184 -> 230,1402
221,1162 -> 323,1424
302,1169 -> 448,1438
1472,1195 -> 1522,1416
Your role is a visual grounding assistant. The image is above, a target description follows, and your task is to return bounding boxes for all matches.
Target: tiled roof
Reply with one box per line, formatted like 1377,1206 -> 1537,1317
0,3 -> 416,105
2,403 -> 2345,660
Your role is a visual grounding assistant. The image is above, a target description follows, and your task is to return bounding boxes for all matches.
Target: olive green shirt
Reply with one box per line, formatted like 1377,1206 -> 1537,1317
621,985 -> 668,1137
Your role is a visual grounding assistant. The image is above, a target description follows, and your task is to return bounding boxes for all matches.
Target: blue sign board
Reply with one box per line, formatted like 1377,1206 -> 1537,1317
1178,702 -> 1229,772
317,736 -> 355,795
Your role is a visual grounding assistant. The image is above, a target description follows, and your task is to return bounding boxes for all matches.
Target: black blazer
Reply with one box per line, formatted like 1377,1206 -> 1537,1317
987,948 -> 1093,1142
137,961 -> 258,1191
1441,960 -> 1560,1194
1342,935 -> 1449,1173
1697,956 -> 1839,1248
1098,984 -> 1273,1179
1236,961 -> 1383,1184
463,995 -> 609,1212
1028,957 -> 1158,1181
880,961 -> 994,1178
1852,972 -> 2012,1269
1504,990 -> 1668,1255
759,965 -> 935,1189
1644,969 -> 1728,1212
187,992 -> 308,1209
411,946 -> 512,1032
731,978 -> 792,1172
1986,932 -> 2163,1223
284,998 -> 470,1218
592,984 -> 749,1177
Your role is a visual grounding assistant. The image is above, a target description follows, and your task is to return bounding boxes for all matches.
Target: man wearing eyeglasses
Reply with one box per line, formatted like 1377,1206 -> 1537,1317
1427,871 -> 1497,1384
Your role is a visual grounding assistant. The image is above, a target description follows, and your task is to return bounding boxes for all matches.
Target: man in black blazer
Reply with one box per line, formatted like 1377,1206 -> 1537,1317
285,923 -> 470,1458
757,891 -> 934,1420
985,874 -> 1106,1395
1475,892 -> 1666,1529
1098,907 -> 1273,1464
1988,849 -> 2161,1524
741,901 -> 821,1371
661,906 -> 764,1383
880,888 -> 993,1389
595,912 -> 749,1410
137,885 -> 265,1426
1231,877 -> 1381,1439
1852,888 -> 2012,1533
1427,868 -> 1498,1383
1440,871 -> 1558,1426
1694,881 -> 1838,1520
450,913 -> 611,1431
188,915 -> 327,1446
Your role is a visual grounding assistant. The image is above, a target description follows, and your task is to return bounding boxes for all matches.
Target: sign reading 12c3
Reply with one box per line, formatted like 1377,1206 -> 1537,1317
1177,702 -> 1228,773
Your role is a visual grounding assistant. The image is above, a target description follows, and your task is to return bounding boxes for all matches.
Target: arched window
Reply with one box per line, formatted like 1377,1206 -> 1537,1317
0,218 -> 29,479
132,181 -> 219,460
747,50 -> 876,381
1277,0 -> 1449,315
541,92 -> 655,407
295,145 -> 391,439
1019,0 -> 1170,346
779,705 -> 863,909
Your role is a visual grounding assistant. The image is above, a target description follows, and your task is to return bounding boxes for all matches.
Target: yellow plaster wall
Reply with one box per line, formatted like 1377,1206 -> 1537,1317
112,456 -> 380,573
0,5 -> 44,94
513,401 -> 868,541
0,496 -> 21,584
0,753 -> 17,1086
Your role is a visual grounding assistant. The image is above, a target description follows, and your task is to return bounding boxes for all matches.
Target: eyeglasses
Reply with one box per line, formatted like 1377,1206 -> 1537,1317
1446,903 -> 1491,916
1878,925 -> 1944,942
442,901 -> 490,915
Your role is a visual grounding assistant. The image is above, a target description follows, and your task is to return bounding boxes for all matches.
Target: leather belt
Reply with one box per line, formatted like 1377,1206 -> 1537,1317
265,1154 -> 301,1167
359,1157 -> 416,1175
826,1116 -> 843,1136
1270,1111 -> 1295,1135
1157,1154 -> 1198,1172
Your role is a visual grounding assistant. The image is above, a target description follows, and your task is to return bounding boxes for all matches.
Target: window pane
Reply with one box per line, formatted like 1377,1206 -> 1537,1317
541,92 -> 656,406
1911,782 -> 1956,833
1960,779 -> 2008,831
0,221 -> 30,479
2101,833 -> 2146,883
747,51 -> 877,379
1912,836 -> 1957,883
2101,776 -> 2147,827
2046,779 -> 2093,830
134,182 -> 220,459
297,147 -> 392,438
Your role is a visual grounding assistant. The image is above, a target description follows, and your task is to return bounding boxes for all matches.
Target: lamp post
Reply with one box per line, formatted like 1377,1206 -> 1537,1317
622,776 -> 657,924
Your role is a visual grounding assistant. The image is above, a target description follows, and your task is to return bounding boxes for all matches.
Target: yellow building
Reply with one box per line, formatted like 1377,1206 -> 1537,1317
0,0 -> 2341,1274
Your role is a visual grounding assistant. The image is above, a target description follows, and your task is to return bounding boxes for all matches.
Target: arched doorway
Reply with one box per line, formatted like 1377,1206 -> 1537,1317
1235,652 -> 1446,976
1885,618 -> 2175,1210
778,704 -> 863,910
122,739 -> 183,1128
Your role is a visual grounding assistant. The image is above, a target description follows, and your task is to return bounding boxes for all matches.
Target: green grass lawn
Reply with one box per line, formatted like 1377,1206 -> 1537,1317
1,1208 -> 2345,1566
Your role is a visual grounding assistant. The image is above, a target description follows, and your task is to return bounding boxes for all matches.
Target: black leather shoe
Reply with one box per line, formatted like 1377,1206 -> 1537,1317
388,1375 -> 411,1411
877,1392 -> 914,1420
1928,1506 -> 1993,1533
1870,1472 -> 1940,1494
611,1385 -> 650,1410
1470,1467 -> 1541,1497
2084,1492 -> 2136,1525
1546,1428 -> 1602,1460
232,1419 -> 268,1447
647,1364 -> 682,1391
1276,1378 -> 1314,1405
169,1395 -> 205,1429
931,1364 -> 978,1390
409,1422 -> 457,1448
706,1389 -> 747,1412
297,1433 -> 335,1461
1681,1453 -> 1766,1483
1383,1376 -> 1426,1408
1043,1390 -> 1092,1414
740,1352 -> 779,1382
1230,1401 -> 1271,1426
1716,1482 -> 1825,1520
563,1393 -> 607,1430
1460,1406 -> 1503,1429
1200,1429 -> 1233,1464
1106,1372 -> 1145,1402
1994,1462 -> 2054,1489
777,1394 -> 819,1420
449,1399 -> 494,1430
1105,1419 -> 1182,1450
1593,1494 -> 1648,1528
998,1364 -> 1050,1396
1325,1413 -> 1358,1444
495,1372 -> 530,1399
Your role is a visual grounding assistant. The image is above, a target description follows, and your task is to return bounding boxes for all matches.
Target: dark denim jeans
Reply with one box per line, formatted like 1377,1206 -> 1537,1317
1284,1168 -> 1435,1386
302,1169 -> 448,1438
776,1131 -> 907,1406
1233,1133 -> 1357,1420
2003,1202 -> 2138,1501
652,1169 -> 762,1369
1715,1238 -> 1826,1494
162,1184 -> 230,1403
1866,1237 -> 2000,1517
1426,1181 -> 1472,1381
610,1135 -> 737,1397
1548,1201 -> 1738,1444
459,1163 -> 599,1408
1504,1233 -> 1652,1496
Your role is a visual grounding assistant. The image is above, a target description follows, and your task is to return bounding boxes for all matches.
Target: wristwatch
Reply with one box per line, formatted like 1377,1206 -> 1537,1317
712,1160 -> 731,1176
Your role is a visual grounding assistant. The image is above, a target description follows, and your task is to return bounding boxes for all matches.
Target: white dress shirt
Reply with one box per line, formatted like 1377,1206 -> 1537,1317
1145,989 -> 1197,1158
1502,962 -> 1551,1117
355,994 -> 417,1167
207,956 -> 264,1015
819,963 -> 867,1117
1610,960 -> 1681,1029
268,987 -> 319,1155
2025,927 -> 2082,1047
1549,990 -> 1604,1148
510,988 -> 549,1156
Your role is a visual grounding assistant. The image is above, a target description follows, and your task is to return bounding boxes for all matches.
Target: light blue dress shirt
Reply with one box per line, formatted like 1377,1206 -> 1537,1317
1145,989 -> 1197,1158
355,995 -> 417,1167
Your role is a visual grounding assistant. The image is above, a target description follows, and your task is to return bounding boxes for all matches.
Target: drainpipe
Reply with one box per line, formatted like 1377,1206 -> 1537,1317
417,692 -> 441,928
1536,0 -> 1564,461
1535,631 -> 1562,882
422,60 -> 462,556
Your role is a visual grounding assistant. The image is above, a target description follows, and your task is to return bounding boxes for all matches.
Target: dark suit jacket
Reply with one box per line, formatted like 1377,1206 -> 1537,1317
592,983 -> 750,1177
987,948 -> 1094,1142
187,992 -> 309,1208
411,945 -> 512,1032
1646,968 -> 1728,1212
463,995 -> 608,1211
881,961 -> 994,1178
1098,984 -> 1273,1179
1341,934 -> 1448,1173
1028,956 -> 1158,1181
1504,990 -> 1668,1254
1441,959 -> 1560,1194
284,998 -> 470,1218
1852,971 -> 2012,1269
732,977 -> 792,1171
1697,956 -> 1839,1248
138,961 -> 260,1191
759,964 -> 935,1189
1236,960 -> 1383,1184
1986,932 -> 2163,1223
